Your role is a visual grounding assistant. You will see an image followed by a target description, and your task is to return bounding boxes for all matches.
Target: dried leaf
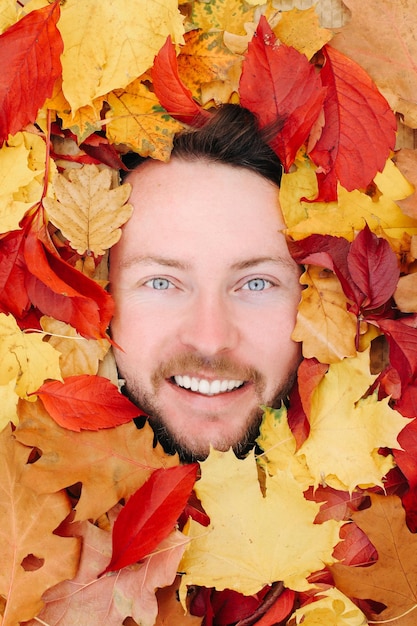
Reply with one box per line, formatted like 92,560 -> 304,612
273,7 -> 333,60
292,265 -> 357,363
298,348 -> 408,492
0,1 -> 63,144
0,423 -> 80,624
179,449 -> 341,595
43,165 -> 132,256
331,0 -> 417,127
0,312 -> 61,400
15,399 -> 178,521
332,494 -> 417,624
106,79 -> 182,161
29,519 -> 188,626
40,316 -> 110,377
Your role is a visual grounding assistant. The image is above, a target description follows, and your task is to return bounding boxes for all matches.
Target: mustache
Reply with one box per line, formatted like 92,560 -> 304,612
151,353 -> 264,388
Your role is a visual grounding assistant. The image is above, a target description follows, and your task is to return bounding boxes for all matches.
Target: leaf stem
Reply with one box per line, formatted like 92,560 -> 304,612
368,603 -> 417,623
235,581 -> 284,626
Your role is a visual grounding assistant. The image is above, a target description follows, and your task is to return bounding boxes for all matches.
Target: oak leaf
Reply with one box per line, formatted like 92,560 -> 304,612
179,448 -> 341,596
43,164 -> 132,256
29,517 -> 188,626
273,7 -> 333,60
40,316 -> 110,377
0,312 -> 61,401
15,399 -> 178,521
0,423 -> 80,625
332,494 -> 417,625
331,0 -> 417,127
0,1 -> 63,144
292,265 -> 357,363
105,79 -> 182,161
298,348 -> 408,492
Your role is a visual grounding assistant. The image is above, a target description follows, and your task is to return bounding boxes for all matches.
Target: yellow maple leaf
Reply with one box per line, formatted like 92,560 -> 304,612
40,317 -> 110,378
256,406 -> 314,489
280,154 -> 417,241
43,164 -> 132,256
105,80 -> 182,160
179,448 -> 341,596
0,131 -> 46,233
297,348 -> 409,492
292,265 -> 357,363
290,587 -> 368,625
273,7 -> 333,60
0,313 -> 61,401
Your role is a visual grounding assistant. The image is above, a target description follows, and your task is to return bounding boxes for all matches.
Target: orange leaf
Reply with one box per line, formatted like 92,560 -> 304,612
36,375 -> 142,431
332,493 -> 417,624
0,423 -> 80,624
0,1 -> 63,144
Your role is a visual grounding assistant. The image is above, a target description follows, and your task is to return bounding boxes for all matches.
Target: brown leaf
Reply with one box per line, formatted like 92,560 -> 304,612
331,0 -> 417,127
0,423 -> 80,624
15,399 -> 178,521
27,517 -> 188,626
332,493 -> 417,624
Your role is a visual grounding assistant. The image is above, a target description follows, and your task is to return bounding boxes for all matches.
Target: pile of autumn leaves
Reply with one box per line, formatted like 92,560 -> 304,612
1,0 -> 417,625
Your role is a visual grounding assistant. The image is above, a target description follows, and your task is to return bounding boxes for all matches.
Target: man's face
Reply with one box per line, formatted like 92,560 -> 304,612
109,158 -> 302,461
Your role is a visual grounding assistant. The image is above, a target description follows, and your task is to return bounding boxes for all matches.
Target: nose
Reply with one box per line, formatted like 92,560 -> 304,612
178,291 -> 239,356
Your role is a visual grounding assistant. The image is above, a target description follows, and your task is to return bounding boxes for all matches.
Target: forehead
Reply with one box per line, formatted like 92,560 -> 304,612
112,158 -> 290,267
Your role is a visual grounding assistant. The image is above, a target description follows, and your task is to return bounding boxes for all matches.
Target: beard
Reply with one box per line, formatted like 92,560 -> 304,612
120,353 -> 298,464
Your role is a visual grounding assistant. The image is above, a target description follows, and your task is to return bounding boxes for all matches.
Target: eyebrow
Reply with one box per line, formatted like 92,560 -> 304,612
118,254 -> 298,273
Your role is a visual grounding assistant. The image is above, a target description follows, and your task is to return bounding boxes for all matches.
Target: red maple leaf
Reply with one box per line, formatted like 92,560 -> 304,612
0,1 -> 63,144
152,36 -> 211,127
239,16 -> 326,171
35,376 -> 143,431
308,45 -> 397,201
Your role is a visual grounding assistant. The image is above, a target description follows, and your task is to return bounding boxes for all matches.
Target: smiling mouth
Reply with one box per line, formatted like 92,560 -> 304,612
172,375 -> 245,396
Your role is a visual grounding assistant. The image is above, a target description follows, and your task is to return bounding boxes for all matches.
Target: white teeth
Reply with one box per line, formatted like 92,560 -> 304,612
173,376 -> 244,396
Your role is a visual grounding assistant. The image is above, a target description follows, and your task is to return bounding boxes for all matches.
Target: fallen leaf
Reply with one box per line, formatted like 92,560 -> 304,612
15,399 -> 179,521
0,0 -> 17,34
240,17 -> 326,171
273,7 -> 333,60
51,0 -> 185,112
0,423 -> 80,624
43,165 -> 132,256
105,464 -> 197,572
28,518 -> 188,626
291,265 -> 357,363
308,45 -> 396,202
331,0 -> 417,127
298,348 -> 408,492
332,493 -> 417,624
291,587 -> 368,625
0,1 -> 63,144
393,148 -> 417,218
191,0 -> 256,35
40,316 -> 110,377
179,449 -> 341,595
0,311 -> 61,400
35,375 -> 142,431
156,577 -> 203,626
105,79 -> 182,161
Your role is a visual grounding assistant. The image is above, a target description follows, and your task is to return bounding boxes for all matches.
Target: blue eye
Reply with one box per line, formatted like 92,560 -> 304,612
146,278 -> 172,290
243,278 -> 272,291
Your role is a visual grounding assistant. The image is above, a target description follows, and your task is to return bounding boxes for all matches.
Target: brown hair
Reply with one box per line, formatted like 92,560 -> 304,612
122,104 -> 283,186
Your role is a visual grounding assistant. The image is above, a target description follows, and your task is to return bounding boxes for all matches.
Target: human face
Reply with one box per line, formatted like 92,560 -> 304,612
109,158 -> 302,462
